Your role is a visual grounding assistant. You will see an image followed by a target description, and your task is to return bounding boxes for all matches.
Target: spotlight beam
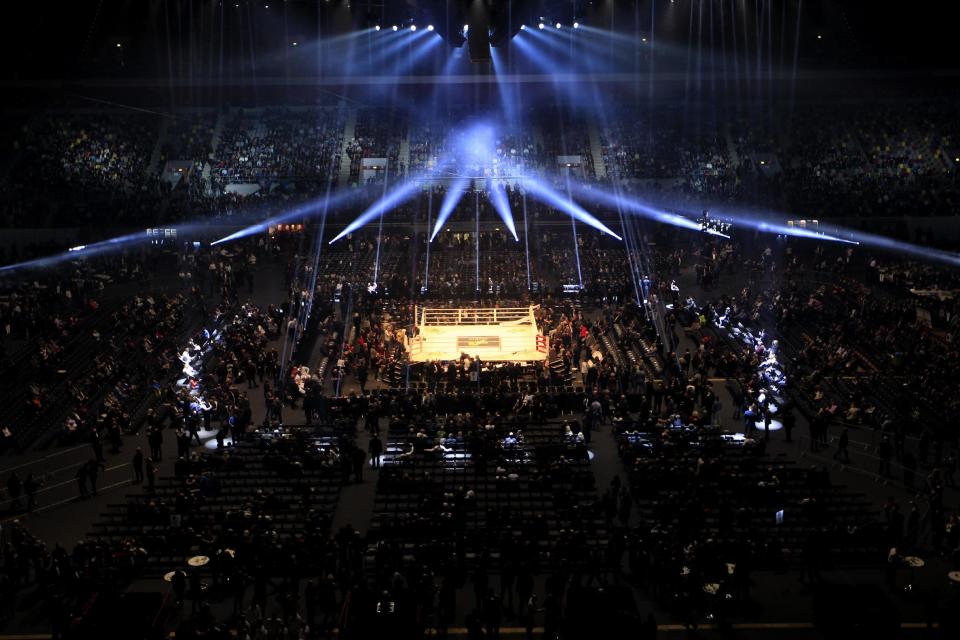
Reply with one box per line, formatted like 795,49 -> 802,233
1,216 -> 234,272
0,230 -> 151,273
568,182 -> 706,234
212,188 -> 367,246
329,179 -> 422,244
355,28 -> 419,72
391,33 -> 442,75
490,47 -> 518,125
488,180 -> 519,241
430,177 -> 470,241
522,178 -> 622,240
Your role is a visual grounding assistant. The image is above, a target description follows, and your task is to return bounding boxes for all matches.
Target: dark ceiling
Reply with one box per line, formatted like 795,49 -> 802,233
0,0 -> 955,83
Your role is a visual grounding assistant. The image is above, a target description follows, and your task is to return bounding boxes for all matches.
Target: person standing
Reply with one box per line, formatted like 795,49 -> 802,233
878,435 -> 893,477
521,593 -> 537,640
245,359 -> 258,389
710,396 -> 723,426
90,429 -> 105,463
176,428 -> 190,458
132,448 -> 144,484
171,569 -> 187,607
75,464 -> 89,499
356,363 -> 368,393
833,428 -> 850,463
148,426 -> 164,460
23,473 -> 38,511
108,422 -> 122,455
352,447 -> 366,483
87,459 -> 103,495
146,458 -> 157,493
368,434 -> 383,469
782,408 -> 795,443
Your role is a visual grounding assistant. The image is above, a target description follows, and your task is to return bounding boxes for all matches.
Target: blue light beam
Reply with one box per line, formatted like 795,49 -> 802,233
488,181 -> 519,241
330,179 -> 423,244
430,177 -> 470,241
490,47 -> 518,124
522,178 -> 622,240
568,182 -> 719,235
0,231 -> 151,273
212,188 -> 368,245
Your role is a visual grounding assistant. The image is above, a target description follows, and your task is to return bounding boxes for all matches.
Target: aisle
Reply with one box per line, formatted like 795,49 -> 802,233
329,415 -> 380,536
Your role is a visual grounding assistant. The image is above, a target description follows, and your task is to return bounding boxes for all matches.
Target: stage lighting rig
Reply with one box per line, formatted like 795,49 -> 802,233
351,1 -> 542,58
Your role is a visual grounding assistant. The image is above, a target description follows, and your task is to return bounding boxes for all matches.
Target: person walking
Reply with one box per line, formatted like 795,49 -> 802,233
132,448 -> 144,484
187,415 -> 202,447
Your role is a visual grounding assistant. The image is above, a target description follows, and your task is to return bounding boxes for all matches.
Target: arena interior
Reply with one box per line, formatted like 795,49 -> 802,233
0,1 -> 959,639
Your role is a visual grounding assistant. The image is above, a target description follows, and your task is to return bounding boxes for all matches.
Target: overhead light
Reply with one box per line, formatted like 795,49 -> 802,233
410,24 -> 417,31
392,25 -> 398,31
292,41 -> 298,46
520,24 -> 526,31
573,22 -> 579,29
116,42 -> 122,48
427,24 -> 434,32
463,24 -> 469,33
555,22 -> 561,29
538,22 -> 545,29
375,25 -> 380,31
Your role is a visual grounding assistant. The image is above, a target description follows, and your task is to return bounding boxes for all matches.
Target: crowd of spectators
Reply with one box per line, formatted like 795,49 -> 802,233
212,108 -> 345,193
2,101 -> 958,232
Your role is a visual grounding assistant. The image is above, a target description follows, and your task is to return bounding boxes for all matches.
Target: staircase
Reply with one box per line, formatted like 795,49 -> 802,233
587,119 -> 606,179
209,109 -> 227,154
339,109 -> 357,186
724,121 -> 740,168
397,135 -> 410,177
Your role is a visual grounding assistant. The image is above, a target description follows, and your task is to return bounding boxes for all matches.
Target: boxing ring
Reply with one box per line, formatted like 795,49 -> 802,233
403,305 -> 548,362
